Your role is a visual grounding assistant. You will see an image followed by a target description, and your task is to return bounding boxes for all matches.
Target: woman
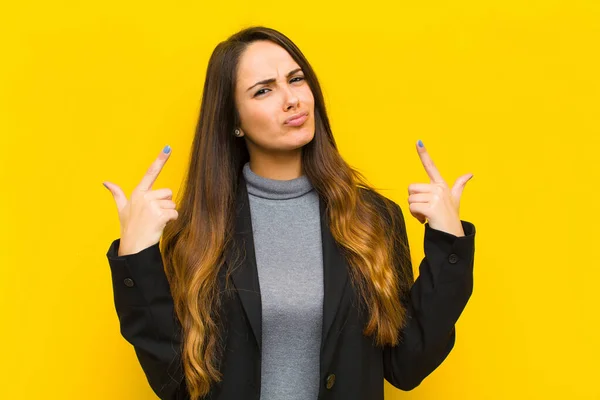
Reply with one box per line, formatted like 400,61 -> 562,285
104,26 -> 476,400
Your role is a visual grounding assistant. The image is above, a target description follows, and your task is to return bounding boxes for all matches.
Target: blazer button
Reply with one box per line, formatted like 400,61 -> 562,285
123,278 -> 135,287
326,373 -> 336,389
448,254 -> 459,264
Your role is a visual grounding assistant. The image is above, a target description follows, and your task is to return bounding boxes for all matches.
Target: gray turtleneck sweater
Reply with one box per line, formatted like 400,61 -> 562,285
242,162 -> 324,400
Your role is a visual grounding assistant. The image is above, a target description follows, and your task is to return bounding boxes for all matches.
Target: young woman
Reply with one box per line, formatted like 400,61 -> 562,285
104,26 -> 476,400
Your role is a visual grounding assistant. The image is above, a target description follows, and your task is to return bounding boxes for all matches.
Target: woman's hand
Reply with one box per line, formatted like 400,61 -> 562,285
407,140 -> 473,237
103,145 -> 178,256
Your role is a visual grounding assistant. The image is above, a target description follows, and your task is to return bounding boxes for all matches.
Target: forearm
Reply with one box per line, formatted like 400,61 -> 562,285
107,238 -> 185,399
383,220 -> 476,390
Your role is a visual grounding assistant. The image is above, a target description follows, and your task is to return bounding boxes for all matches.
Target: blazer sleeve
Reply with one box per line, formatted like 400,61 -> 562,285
106,238 -> 188,400
382,202 -> 476,391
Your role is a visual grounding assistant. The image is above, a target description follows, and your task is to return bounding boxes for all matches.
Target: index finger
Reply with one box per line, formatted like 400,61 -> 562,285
416,140 -> 445,183
136,145 -> 171,191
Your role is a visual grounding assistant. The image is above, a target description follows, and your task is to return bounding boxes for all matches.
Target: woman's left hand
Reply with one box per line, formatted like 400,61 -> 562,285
407,140 -> 473,237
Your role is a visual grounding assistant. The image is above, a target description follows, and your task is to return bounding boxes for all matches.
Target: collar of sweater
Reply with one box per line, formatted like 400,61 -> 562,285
242,162 -> 313,200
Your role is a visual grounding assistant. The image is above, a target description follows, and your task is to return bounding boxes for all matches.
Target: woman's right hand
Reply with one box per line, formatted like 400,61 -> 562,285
103,145 -> 178,256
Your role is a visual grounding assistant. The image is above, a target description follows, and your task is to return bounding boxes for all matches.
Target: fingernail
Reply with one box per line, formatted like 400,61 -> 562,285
102,182 -> 108,189
417,140 -> 424,148
163,145 -> 171,154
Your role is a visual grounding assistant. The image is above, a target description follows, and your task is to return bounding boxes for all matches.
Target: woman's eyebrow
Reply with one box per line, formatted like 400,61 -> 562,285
246,67 -> 303,92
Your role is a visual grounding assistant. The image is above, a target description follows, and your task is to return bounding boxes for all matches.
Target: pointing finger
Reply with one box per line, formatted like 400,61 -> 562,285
136,145 -> 171,192
416,140 -> 444,184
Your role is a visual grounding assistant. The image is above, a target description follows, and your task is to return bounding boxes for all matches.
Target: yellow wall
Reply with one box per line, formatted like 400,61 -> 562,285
1,1 -> 598,399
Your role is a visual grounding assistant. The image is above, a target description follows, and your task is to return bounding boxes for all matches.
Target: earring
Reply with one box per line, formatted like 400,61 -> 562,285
234,129 -> 242,137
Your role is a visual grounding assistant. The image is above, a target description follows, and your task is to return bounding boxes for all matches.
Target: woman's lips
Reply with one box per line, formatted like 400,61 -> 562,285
284,113 -> 308,127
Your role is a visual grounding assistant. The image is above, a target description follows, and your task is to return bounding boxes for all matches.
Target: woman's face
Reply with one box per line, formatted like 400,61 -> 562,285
234,40 -> 315,155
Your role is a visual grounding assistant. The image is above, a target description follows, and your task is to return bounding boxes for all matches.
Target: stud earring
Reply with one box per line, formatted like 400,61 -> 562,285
234,129 -> 242,137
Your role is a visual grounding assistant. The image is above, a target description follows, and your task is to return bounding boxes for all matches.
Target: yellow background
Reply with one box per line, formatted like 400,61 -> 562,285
1,0 -> 598,399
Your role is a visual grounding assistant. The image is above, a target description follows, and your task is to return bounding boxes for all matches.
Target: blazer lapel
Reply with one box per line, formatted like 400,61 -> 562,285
228,173 -> 350,356
319,194 -> 350,351
229,174 -> 263,351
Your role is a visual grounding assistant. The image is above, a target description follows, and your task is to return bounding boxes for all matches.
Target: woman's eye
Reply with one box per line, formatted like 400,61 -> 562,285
254,77 -> 304,97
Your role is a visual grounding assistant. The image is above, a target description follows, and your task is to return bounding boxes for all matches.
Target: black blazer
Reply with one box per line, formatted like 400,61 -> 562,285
106,175 -> 476,400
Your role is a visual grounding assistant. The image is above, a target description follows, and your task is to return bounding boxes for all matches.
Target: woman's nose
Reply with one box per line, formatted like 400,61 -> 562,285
282,85 -> 300,109
284,94 -> 300,110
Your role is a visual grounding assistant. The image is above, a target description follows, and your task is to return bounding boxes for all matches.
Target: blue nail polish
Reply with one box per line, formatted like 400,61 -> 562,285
163,145 -> 171,154
418,140 -> 424,148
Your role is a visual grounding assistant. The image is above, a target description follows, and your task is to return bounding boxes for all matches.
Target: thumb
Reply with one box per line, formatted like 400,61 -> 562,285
103,181 -> 127,212
451,173 -> 473,200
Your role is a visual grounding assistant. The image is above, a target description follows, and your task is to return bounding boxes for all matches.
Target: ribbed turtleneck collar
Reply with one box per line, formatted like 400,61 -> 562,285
242,162 -> 313,200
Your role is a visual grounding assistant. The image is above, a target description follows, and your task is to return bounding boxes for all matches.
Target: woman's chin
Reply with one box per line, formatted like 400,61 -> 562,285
286,125 -> 314,146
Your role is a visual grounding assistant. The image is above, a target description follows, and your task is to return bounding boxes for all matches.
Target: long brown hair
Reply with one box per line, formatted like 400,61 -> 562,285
160,26 -> 413,399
